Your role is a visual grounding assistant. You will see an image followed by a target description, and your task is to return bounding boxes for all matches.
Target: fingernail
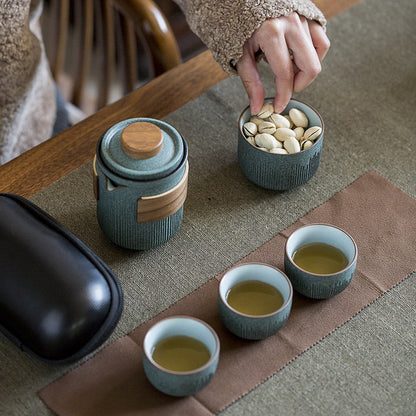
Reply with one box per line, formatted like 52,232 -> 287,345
274,104 -> 284,114
274,101 -> 288,114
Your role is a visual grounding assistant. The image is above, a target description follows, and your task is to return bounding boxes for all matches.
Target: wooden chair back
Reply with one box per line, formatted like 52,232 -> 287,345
42,0 -> 182,115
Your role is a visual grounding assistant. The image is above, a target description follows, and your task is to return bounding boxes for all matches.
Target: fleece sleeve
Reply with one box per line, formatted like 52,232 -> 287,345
0,0 -> 56,164
173,0 -> 326,75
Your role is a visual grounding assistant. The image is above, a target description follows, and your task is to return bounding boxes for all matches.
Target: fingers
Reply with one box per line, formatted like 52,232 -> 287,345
308,21 -> 331,61
257,20 -> 294,113
237,13 -> 330,115
284,13 -> 322,93
236,43 -> 265,114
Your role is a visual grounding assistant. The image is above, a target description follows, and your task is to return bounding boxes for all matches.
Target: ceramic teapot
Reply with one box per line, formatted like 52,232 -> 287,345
93,118 -> 188,250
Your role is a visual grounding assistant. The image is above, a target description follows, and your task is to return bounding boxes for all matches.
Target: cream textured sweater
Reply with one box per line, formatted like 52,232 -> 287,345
174,0 -> 326,75
0,0 -> 56,165
0,0 -> 325,165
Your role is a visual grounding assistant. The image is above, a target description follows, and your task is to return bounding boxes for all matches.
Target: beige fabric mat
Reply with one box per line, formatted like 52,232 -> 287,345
38,171 -> 416,415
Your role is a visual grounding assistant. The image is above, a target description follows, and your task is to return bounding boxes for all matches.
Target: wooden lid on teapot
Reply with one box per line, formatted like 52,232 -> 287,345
99,118 -> 184,181
121,122 -> 163,160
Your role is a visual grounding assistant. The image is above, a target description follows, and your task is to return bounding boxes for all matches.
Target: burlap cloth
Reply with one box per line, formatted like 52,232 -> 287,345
1,0 -> 415,414
38,171 -> 416,416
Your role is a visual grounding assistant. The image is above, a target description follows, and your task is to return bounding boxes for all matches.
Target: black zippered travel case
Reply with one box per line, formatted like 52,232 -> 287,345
0,193 -> 123,365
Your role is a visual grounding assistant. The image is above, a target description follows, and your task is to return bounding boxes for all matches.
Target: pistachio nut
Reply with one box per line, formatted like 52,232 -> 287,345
250,116 -> 264,127
268,113 -> 291,129
293,126 -> 304,140
284,115 -> 294,129
270,147 -> 288,154
244,101 -> 322,155
284,136 -> 301,154
304,126 -> 322,141
246,135 -> 256,146
289,108 -> 309,128
270,141 -> 282,149
255,133 -> 280,150
274,127 -> 296,142
257,102 -> 274,119
258,121 -> 277,135
301,140 -> 314,150
243,121 -> 257,137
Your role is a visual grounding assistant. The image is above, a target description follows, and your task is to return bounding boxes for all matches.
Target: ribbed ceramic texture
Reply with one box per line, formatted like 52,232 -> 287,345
97,203 -> 183,250
283,224 -> 357,299
217,264 -> 293,339
95,156 -> 186,250
142,352 -> 218,397
218,296 -> 292,340
284,256 -> 356,299
238,99 -> 323,190
96,140 -> 188,196
95,120 -> 188,250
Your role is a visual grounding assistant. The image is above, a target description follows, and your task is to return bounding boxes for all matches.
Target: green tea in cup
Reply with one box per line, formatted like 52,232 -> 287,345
226,280 -> 284,315
292,242 -> 349,274
143,316 -> 220,396
152,335 -> 211,372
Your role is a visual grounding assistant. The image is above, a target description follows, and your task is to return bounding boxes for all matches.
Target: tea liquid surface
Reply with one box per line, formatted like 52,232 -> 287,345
292,242 -> 349,274
226,280 -> 284,315
152,335 -> 210,372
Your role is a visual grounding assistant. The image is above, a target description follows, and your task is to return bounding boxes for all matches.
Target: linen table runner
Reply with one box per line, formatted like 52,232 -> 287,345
39,171 -> 416,416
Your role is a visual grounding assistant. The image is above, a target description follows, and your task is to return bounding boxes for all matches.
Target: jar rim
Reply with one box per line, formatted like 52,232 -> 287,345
100,118 -> 184,181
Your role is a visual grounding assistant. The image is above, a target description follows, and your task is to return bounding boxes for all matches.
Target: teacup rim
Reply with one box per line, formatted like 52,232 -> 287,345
143,315 -> 220,375
284,223 -> 358,277
219,262 -> 293,318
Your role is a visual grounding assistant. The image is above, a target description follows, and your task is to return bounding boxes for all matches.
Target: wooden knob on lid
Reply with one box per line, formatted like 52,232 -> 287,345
120,122 -> 163,159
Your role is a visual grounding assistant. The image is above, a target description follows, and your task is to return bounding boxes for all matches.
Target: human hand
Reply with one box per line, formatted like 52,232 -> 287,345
236,12 -> 330,115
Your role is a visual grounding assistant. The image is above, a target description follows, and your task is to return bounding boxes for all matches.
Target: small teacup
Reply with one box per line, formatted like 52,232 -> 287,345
284,224 -> 358,299
218,263 -> 293,340
142,315 -> 220,397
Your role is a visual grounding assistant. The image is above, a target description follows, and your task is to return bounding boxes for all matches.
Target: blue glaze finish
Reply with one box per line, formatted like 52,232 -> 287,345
94,118 -> 188,250
238,98 -> 324,191
284,224 -> 358,299
218,263 -> 293,340
142,316 -> 220,397
143,353 -> 218,397
284,258 -> 355,299
218,293 -> 292,340
101,118 -> 184,181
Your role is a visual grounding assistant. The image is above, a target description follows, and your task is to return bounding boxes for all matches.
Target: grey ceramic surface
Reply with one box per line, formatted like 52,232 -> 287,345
100,118 -> 184,181
218,263 -> 293,340
238,98 -> 323,190
284,224 -> 358,299
142,316 -> 220,397
95,118 -> 188,250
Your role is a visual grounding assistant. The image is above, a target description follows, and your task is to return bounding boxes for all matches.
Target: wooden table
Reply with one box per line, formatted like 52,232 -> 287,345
0,0 -> 362,198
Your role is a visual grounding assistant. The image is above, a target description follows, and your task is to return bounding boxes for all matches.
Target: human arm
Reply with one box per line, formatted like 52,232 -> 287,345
0,0 -> 56,164
237,12 -> 330,114
173,0 -> 328,114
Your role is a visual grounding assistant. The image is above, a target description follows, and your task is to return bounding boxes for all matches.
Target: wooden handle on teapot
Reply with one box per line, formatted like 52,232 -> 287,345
93,154 -> 99,200
137,162 -> 189,223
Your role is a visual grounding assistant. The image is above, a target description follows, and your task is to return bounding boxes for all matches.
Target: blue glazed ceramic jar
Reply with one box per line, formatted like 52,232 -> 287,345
93,118 -> 188,250
238,98 -> 324,191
